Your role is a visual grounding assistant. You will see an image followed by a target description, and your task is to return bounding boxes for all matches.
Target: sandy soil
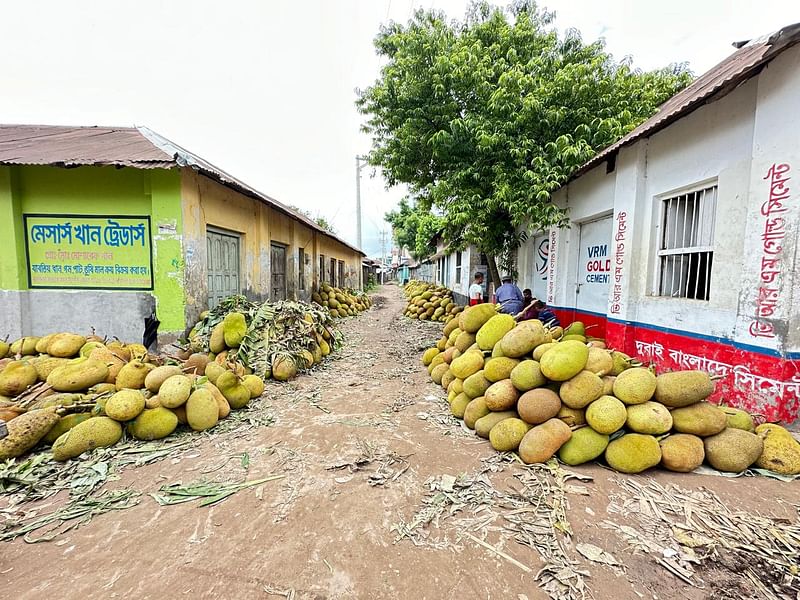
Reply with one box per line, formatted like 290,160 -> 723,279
2,284 -> 798,599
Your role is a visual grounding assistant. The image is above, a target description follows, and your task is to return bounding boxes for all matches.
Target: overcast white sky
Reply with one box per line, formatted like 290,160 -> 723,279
2,1 -> 799,258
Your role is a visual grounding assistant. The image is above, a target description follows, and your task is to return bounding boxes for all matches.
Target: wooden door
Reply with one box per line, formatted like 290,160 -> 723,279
207,229 -> 241,309
271,243 -> 287,301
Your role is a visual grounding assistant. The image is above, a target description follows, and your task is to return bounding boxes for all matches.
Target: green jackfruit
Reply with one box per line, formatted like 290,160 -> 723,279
610,351 -> 633,376
450,350 -> 484,380
558,427 -> 609,466
654,370 -> 715,408
625,401 -> 673,435
463,370 -> 491,399
510,360 -> 546,392
209,323 -> 226,353
484,357 -> 520,383
464,397 -> 490,429
475,410 -> 517,439
454,331 -> 477,353
216,371 -> 251,409
476,314 -> 516,350
499,321 -> 547,358
559,370 -> 604,409
605,434 -> 661,474
186,388 -> 219,431
532,342 -> 556,361
721,407 -> 755,432
450,392 -> 471,418
105,389 -> 146,421
47,358 -> 109,392
422,348 -> 440,366
462,303 -> 497,333
43,413 -> 92,445
489,418 -> 531,452
431,363 -> 449,385
612,367 -> 656,405
585,395 -> 627,434
671,402 -> 727,436
704,428 -> 763,473
223,312 -> 247,347
52,417 -> 123,461
659,434 -> 705,472
539,341 -> 589,381
128,407 -> 179,440
115,360 -> 153,391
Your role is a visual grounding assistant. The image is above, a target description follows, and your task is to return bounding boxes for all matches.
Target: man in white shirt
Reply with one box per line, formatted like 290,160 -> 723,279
468,272 -> 484,306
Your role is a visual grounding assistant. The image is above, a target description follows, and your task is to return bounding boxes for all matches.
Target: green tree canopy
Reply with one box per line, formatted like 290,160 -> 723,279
289,205 -> 337,235
385,198 -> 444,260
358,0 -> 692,285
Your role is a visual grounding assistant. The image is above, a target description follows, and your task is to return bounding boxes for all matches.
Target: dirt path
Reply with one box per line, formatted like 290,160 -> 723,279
2,285 -> 799,599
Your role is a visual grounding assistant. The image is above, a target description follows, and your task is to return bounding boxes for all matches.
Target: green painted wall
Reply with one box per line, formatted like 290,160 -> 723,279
1,165 -> 186,333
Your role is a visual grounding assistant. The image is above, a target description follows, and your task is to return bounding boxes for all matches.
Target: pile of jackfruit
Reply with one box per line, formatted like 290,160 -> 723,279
312,283 -> 372,318
403,280 -> 464,322
422,303 -> 800,476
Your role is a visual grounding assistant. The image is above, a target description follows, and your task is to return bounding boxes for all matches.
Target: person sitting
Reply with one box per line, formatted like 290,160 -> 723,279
496,274 -> 524,315
516,289 -> 538,321
533,300 -> 560,327
468,272 -> 485,306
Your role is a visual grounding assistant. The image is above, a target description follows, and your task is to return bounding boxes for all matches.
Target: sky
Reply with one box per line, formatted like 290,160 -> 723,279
1,1 -> 799,259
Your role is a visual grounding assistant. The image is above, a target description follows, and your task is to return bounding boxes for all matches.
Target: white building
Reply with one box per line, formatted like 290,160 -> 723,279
517,24 -> 800,422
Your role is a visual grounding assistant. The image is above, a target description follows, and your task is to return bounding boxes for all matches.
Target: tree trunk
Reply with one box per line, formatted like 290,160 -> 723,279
486,254 -> 501,292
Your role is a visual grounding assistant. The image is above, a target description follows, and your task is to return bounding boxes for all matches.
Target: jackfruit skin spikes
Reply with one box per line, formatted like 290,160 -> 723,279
654,371 -> 715,408
476,314 -> 517,351
489,418 -> 531,452
612,367 -> 656,405
52,417 -> 123,461
539,341 -> 589,382
605,433 -> 661,474
704,428 -> 763,473
558,427 -> 609,466
659,434 -> 705,472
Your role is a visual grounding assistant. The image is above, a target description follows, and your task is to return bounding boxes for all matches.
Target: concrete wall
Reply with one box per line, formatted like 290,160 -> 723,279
0,165 -> 184,343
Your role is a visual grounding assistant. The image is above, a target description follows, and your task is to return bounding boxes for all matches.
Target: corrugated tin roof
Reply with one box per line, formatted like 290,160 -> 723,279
569,22 -> 800,181
0,125 -> 174,168
0,124 -> 364,255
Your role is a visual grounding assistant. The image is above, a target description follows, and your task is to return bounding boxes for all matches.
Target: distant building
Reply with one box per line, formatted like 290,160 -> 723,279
517,24 -> 800,421
0,125 -> 365,346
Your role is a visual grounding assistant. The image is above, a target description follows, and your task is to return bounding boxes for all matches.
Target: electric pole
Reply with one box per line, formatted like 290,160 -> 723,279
355,156 -> 367,251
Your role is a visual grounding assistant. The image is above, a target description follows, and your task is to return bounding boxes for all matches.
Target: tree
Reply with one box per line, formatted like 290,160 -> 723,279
385,198 -> 443,260
357,1 -> 692,286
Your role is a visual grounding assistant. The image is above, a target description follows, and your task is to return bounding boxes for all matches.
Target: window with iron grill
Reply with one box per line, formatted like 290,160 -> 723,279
319,254 -> 325,283
657,184 -> 717,301
298,248 -> 305,291
455,251 -> 462,285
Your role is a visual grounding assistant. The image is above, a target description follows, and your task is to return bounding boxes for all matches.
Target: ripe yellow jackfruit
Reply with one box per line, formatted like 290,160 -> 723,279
585,395 -> 627,434
476,314 -> 516,350
499,321 -> 547,358
105,389 -> 146,421
654,370 -> 715,408
484,379 -> 519,411
510,360 -> 546,392
144,365 -> 184,393
484,357 -> 520,383
461,303 -> 497,333
463,370 -> 492,399
186,388 -> 219,431
489,418 -> 531,452
475,410 -> 518,439
450,350 -> 484,380
47,333 -> 87,358
128,407 -> 179,440
0,361 -> 38,396
671,402 -> 727,436
223,312 -> 247,348
464,397 -> 490,429
52,417 -> 123,461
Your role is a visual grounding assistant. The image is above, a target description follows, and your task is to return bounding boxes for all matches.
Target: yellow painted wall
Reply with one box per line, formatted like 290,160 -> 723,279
180,168 -> 362,325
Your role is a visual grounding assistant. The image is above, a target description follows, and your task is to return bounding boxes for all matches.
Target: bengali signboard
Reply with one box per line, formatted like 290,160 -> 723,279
23,214 -> 153,290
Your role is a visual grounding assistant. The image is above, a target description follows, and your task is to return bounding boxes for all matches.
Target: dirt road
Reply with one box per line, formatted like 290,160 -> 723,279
3,285 -> 799,599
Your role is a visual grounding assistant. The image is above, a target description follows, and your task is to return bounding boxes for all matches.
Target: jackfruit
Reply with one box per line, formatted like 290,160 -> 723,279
0,408 -> 61,459
539,340 -> 589,381
484,357 -> 520,383
209,323 -> 226,353
559,370 -> 604,409
443,318 -> 461,337
659,434 -> 705,472
475,410 -> 518,439
510,360 -> 546,392
442,347 -> 460,365
518,418 -> 572,464
205,361 -> 226,384
272,355 -> 298,381
605,434 -> 661,474
564,321 -> 585,336
223,312 -> 247,348
558,427 -> 609,466
721,407 -> 755,432
601,375 -> 615,396
0,361 -> 38,396
88,346 -> 126,383
625,401 -> 673,435
128,406 -> 179,440
186,388 -> 219,431
610,351 -> 633,376
489,418 -> 531,452
79,341 -> 105,359
447,378 -> 464,396
585,395 -> 627,434
464,397 -> 490,429
31,356 -> 71,381
517,388 -> 561,425
47,333 -> 87,358
422,348 -> 440,366
242,374 -> 265,399
158,375 -> 193,408
52,417 -> 123,461
115,360 -> 154,391
585,348 -> 613,376
454,331 -> 477,353
654,371 -> 715,408
216,371 -> 251,409
557,405 -> 586,427
105,389 -> 146,421
499,321 -> 547,357
144,365 -> 184,393
450,392 -> 471,418
671,402 -> 727,436
484,379 -> 519,411
431,363 -> 449,385
450,351 -> 484,380
462,303 -> 497,333
612,367 -> 656,405
704,428 -> 763,473
463,370 -> 492,399
491,343 -> 505,358
43,413 -> 92,445
35,335 -> 54,354
47,358 -> 109,392
755,424 -> 800,475
532,342 -> 556,361
10,337 -> 39,356
476,314 -> 516,350
441,369 -> 455,390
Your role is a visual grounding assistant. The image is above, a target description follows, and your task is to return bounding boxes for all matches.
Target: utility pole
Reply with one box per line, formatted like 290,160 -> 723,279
355,156 -> 368,251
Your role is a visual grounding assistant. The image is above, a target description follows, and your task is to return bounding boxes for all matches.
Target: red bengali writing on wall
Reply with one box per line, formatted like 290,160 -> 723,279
607,320 -> 800,423
609,211 -> 627,315
750,163 -> 790,339
546,228 -> 557,305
